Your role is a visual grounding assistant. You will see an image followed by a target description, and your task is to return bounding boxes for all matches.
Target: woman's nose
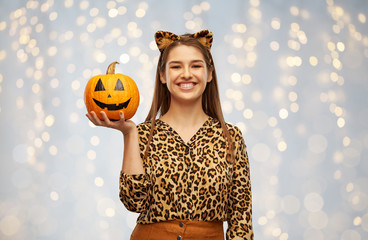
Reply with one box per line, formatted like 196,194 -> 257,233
182,67 -> 192,78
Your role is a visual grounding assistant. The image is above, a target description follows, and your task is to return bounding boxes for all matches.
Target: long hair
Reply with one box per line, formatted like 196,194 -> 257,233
144,34 -> 234,162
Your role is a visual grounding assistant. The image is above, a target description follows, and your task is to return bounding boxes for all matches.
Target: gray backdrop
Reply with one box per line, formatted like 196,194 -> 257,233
0,0 -> 367,239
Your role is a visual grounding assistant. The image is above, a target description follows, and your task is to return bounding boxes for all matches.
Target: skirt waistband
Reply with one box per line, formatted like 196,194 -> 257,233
130,220 -> 224,240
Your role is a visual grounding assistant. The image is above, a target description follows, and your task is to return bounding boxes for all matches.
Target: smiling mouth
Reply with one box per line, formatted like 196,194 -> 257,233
93,98 -> 131,111
178,83 -> 196,89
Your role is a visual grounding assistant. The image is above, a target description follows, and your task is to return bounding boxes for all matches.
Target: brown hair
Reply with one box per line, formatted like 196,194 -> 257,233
144,33 -> 234,162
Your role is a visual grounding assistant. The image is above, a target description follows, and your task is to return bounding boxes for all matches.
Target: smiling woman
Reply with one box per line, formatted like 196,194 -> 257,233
86,30 -> 254,240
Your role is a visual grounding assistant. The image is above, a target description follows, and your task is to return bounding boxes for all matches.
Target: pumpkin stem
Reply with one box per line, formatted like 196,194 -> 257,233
106,61 -> 119,74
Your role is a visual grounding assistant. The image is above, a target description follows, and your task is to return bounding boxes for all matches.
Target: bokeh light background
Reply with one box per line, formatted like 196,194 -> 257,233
0,0 -> 368,239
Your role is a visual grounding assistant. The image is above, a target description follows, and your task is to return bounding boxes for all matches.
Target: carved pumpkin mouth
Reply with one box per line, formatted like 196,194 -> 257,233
92,98 -> 131,111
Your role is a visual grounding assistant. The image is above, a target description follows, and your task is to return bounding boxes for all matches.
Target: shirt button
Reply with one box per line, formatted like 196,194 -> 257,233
177,235 -> 182,240
179,222 -> 184,227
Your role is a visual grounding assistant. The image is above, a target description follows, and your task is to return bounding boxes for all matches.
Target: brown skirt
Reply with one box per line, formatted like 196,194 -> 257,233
130,220 -> 224,240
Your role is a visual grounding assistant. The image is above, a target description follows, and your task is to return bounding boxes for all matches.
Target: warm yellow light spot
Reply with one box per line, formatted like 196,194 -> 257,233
332,58 -> 342,70
327,42 -> 335,51
258,216 -> 268,225
50,191 -> 59,201
280,233 -> 289,240
247,37 -> 257,47
45,115 -> 55,127
297,31 -> 307,44
335,6 -> 344,17
233,38 -> 243,48
0,215 -> 21,236
42,132 -> 50,142
337,117 -> 345,128
330,72 -> 338,82
0,50 -> 6,61
49,12 -> 58,21
19,34 -> 30,45
0,21 -> 7,31
346,182 -> 354,192
95,177 -> 104,187
136,9 -> 146,18
290,103 -> 299,113
309,56 -> 318,66
118,6 -> 127,15
232,24 -> 247,33
272,228 -> 282,237
243,109 -> 253,119
279,108 -> 289,119
87,150 -> 96,160
358,13 -> 366,23
288,76 -> 297,86
248,7 -> 262,20
268,117 -> 278,127
49,145 -> 58,155
270,41 -> 280,51
90,136 -> 100,146
192,5 -> 202,14
242,74 -> 252,85
231,73 -> 241,83
271,18 -> 281,30
249,0 -> 260,7
336,42 -> 345,52
105,208 -> 115,217
334,106 -> 343,117
332,24 -> 341,34
278,141 -> 287,152
353,216 -> 362,226
286,56 -> 302,67
288,92 -> 298,102
343,136 -> 351,146
290,6 -> 299,16
288,40 -> 300,51
290,22 -> 300,32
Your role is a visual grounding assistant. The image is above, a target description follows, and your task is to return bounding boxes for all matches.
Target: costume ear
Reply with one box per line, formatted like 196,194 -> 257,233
190,30 -> 213,50
155,31 -> 180,52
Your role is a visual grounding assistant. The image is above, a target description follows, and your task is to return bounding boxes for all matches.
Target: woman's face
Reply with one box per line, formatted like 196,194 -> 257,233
160,45 -> 212,105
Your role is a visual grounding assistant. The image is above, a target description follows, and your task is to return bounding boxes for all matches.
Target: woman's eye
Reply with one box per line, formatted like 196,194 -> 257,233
170,65 -> 181,69
192,65 -> 203,68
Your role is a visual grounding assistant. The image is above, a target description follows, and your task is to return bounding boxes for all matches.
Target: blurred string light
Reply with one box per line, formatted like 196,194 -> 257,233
0,0 -> 367,239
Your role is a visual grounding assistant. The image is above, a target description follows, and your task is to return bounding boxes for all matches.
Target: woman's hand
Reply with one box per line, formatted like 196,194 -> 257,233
86,111 -> 137,135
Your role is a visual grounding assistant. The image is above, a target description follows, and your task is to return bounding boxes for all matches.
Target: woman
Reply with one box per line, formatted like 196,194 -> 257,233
86,30 -> 253,240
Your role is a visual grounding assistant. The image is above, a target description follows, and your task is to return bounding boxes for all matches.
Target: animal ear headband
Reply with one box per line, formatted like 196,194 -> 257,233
155,30 -> 213,52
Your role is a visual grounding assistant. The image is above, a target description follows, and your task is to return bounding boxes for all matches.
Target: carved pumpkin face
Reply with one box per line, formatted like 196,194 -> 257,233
84,61 -> 139,120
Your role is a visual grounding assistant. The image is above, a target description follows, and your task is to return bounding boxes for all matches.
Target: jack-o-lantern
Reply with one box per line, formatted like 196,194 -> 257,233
84,61 -> 139,120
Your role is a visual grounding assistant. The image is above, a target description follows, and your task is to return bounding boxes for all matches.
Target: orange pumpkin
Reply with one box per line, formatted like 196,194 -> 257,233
84,61 -> 139,120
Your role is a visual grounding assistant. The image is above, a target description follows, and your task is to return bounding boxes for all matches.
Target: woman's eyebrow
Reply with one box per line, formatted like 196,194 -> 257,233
168,59 -> 205,64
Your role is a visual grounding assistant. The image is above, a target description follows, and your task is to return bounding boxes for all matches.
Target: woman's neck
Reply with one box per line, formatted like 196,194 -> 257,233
160,99 -> 208,127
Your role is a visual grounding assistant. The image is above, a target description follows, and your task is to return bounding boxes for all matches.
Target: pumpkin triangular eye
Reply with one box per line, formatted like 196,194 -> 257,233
114,79 -> 124,91
94,78 -> 105,91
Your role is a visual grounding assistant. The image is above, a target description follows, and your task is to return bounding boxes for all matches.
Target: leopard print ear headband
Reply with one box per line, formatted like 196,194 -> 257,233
154,30 -> 213,52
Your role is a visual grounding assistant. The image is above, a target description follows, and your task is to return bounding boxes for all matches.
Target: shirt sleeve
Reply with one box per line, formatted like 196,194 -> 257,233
226,128 -> 254,240
119,171 -> 151,212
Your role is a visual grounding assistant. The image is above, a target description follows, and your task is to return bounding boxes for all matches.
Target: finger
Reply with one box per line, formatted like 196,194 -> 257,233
89,111 -> 103,125
119,111 -> 125,121
100,111 -> 111,125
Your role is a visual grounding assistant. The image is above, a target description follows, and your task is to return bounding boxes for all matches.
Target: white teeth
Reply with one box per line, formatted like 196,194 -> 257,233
180,83 -> 194,88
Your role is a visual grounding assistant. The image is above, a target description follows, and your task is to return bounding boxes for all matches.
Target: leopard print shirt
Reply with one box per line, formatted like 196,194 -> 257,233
119,117 -> 253,239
